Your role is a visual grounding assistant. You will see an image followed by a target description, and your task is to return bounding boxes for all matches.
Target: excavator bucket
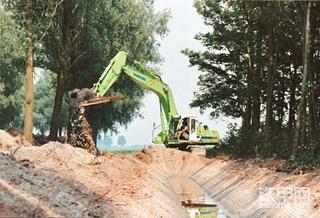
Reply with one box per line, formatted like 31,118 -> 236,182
68,88 -> 123,107
79,95 -> 124,107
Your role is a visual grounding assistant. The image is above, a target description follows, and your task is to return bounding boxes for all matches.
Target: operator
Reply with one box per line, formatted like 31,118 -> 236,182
178,119 -> 189,140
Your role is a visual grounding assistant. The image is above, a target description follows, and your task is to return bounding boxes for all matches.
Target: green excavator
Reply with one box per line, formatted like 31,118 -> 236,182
70,51 -> 219,150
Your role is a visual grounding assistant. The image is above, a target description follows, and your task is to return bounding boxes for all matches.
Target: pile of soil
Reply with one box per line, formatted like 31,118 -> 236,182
0,130 -> 31,153
0,132 -> 186,217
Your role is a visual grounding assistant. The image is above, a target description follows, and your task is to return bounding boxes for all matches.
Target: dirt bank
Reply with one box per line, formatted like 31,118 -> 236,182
0,133 -> 186,217
138,147 -> 320,217
1,131 -> 320,217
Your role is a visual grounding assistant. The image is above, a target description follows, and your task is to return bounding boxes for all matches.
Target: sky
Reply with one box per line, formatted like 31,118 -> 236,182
108,0 -> 234,146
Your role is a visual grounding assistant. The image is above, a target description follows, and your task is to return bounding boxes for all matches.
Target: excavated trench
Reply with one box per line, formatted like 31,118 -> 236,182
0,131 -> 320,218
141,148 -> 233,217
169,176 -> 228,217
138,147 -> 320,218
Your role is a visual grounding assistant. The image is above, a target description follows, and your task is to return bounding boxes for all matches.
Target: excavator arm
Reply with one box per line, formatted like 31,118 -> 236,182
122,63 -> 178,141
122,63 -> 178,122
73,51 -> 179,142
91,51 -> 178,128
92,52 -> 127,97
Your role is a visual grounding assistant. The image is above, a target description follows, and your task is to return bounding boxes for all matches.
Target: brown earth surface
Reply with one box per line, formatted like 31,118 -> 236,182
1,130 -> 320,217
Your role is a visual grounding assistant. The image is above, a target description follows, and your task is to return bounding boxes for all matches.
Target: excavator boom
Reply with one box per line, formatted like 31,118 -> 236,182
92,52 -> 127,97
89,52 -> 178,131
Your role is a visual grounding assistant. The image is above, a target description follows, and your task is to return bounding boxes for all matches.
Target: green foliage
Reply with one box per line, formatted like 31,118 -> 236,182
291,155 -> 320,167
185,0 -> 320,159
220,124 -> 261,158
0,5 -> 25,129
110,149 -> 141,155
100,134 -> 113,147
34,70 -> 68,134
3,0 -> 169,138
221,124 -> 301,159
65,0 -> 170,135
117,135 -> 127,146
183,0 -> 251,118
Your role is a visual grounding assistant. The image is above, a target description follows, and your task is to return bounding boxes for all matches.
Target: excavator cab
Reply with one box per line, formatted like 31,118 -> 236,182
173,116 -> 201,142
152,115 -> 219,150
189,117 -> 201,141
167,116 -> 219,151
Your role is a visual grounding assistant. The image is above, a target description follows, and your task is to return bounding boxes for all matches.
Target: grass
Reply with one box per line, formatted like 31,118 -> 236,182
109,149 -> 142,155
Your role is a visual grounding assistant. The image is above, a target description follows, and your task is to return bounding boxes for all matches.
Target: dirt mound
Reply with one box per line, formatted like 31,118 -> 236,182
12,142 -> 95,168
0,138 -> 187,217
0,130 -> 17,146
135,146 -> 210,174
0,130 -> 31,152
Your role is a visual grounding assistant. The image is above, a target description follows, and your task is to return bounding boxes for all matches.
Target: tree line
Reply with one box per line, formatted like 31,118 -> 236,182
0,0 -> 169,143
184,0 -> 320,160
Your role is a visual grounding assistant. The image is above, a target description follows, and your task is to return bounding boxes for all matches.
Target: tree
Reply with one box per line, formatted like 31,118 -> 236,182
2,0 -> 61,134
183,0 -> 265,155
97,134 -> 113,151
185,0 -> 320,158
48,0 -> 74,141
0,4 -> 24,129
34,70 -> 68,135
117,135 -> 127,146
293,1 -> 312,158
23,0 -> 34,143
4,0 -> 169,143
104,135 -> 113,147
3,0 -> 169,141
82,0 -> 169,142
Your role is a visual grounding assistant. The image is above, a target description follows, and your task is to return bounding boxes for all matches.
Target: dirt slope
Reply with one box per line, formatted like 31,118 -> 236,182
137,147 -> 320,217
1,131 -> 320,217
0,133 -> 187,217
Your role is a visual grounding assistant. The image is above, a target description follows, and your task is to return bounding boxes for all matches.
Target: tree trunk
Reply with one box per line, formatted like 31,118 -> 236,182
243,2 -> 254,131
92,126 -> 98,145
49,0 -> 72,141
24,0 -> 34,143
309,54 -> 318,153
288,65 -> 297,129
265,27 -> 277,155
308,16 -> 319,154
293,1 -> 312,158
49,70 -> 66,140
252,20 -> 262,131
244,45 -> 253,131
277,74 -> 286,128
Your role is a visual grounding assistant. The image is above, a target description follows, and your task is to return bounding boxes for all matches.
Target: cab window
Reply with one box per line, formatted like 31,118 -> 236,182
191,119 -> 196,133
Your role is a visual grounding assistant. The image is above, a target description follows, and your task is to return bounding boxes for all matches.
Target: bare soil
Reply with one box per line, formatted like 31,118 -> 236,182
1,130 -> 320,217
